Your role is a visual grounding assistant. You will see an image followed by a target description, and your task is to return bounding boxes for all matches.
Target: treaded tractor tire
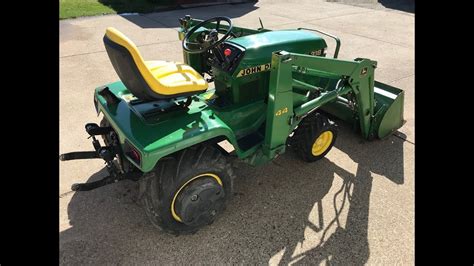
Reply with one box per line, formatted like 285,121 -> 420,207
138,144 -> 235,235
291,112 -> 338,162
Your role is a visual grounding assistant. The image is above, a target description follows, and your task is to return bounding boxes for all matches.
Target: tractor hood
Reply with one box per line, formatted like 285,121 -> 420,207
211,29 -> 329,105
227,29 -> 327,67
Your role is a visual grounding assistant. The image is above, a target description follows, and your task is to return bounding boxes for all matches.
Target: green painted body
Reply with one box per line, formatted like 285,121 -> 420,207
94,17 -> 404,172
95,82 -> 236,172
215,30 -> 326,105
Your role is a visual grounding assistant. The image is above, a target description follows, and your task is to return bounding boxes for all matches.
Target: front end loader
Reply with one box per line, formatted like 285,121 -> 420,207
60,15 -> 404,234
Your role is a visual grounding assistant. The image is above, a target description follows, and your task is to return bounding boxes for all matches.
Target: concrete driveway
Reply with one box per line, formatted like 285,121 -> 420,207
60,0 -> 414,264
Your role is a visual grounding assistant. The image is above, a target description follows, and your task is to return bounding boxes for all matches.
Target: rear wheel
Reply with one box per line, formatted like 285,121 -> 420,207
139,144 -> 234,235
291,112 -> 338,162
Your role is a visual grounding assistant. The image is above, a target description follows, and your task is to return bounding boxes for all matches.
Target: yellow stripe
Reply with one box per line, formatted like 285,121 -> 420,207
170,173 -> 223,222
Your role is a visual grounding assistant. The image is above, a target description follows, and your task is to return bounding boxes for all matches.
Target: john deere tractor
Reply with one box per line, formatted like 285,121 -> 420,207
60,16 -> 404,234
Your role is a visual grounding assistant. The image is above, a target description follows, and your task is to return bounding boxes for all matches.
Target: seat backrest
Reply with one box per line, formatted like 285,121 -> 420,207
103,27 -> 163,100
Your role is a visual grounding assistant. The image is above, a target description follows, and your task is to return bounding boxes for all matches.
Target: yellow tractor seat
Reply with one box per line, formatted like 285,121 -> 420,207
103,27 -> 208,100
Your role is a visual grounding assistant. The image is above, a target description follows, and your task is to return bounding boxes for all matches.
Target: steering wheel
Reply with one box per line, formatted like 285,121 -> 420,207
182,16 -> 233,54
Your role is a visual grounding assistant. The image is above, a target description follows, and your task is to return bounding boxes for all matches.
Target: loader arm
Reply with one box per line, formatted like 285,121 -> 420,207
263,50 -> 403,159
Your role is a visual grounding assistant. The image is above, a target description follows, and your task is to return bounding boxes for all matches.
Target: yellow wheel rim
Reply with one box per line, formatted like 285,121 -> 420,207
311,131 -> 334,156
170,173 -> 223,223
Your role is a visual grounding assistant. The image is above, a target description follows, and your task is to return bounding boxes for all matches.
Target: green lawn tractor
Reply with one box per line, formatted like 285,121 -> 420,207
60,16 -> 404,234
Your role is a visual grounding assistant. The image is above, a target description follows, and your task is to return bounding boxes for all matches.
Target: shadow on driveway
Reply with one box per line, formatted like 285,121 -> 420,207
60,123 -> 404,264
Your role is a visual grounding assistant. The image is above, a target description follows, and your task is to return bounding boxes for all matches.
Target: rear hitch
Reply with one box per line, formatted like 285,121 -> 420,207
60,123 -> 142,191
85,122 -> 112,136
59,123 -> 112,161
71,170 -> 142,191
59,151 -> 100,161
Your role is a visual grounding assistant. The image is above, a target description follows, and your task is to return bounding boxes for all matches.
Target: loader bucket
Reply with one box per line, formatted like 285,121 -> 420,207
372,81 -> 405,139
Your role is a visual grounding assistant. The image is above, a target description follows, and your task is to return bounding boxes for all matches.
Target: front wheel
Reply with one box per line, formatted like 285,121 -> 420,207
139,144 -> 234,235
291,112 -> 338,162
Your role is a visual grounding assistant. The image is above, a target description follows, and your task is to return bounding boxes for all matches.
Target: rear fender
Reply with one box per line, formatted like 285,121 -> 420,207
95,82 -> 239,173
141,128 -> 238,173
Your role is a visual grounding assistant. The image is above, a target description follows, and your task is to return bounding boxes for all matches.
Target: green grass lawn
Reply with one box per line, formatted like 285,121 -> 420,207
60,0 -> 174,19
